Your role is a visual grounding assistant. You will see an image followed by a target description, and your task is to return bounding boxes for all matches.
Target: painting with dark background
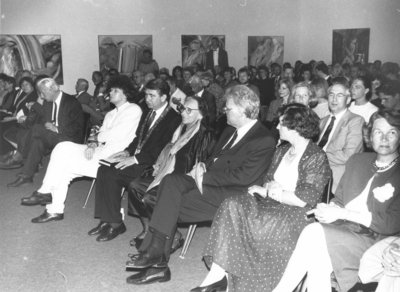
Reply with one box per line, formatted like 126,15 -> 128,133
181,35 -> 225,70
98,35 -> 152,75
0,35 -> 63,84
248,36 -> 284,67
332,28 -> 370,65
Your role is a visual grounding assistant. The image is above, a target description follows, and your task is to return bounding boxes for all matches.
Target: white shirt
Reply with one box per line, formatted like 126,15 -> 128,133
213,48 -> 219,66
52,91 -> 62,126
349,101 -> 378,123
229,119 -> 258,148
319,109 -> 347,152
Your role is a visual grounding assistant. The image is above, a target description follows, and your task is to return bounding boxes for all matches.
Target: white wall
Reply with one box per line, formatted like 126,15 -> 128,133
1,0 -> 399,93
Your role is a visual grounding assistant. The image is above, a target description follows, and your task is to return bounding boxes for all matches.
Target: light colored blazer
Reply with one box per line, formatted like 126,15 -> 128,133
320,110 -> 364,193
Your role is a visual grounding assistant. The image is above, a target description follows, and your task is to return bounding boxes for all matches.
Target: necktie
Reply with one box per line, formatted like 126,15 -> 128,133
318,116 -> 336,148
206,130 -> 238,168
52,102 -> 58,124
143,111 -> 156,136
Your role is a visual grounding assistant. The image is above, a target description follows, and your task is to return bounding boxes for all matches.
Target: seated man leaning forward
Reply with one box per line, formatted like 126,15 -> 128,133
124,85 -> 276,285
22,75 -> 142,223
88,78 -> 182,242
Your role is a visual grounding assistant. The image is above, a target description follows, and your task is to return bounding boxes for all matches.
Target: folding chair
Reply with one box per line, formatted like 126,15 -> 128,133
82,178 -> 125,208
179,224 -> 197,259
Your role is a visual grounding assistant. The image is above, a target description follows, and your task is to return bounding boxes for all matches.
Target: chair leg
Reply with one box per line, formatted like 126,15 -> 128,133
83,178 -> 96,208
179,224 -> 197,259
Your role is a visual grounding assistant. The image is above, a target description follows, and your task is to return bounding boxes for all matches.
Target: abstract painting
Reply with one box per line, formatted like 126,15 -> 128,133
0,35 -> 63,84
181,35 -> 225,69
248,36 -> 284,67
98,35 -> 152,74
332,28 -> 370,65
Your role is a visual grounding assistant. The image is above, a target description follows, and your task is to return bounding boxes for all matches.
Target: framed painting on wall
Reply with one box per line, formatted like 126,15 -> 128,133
332,28 -> 370,65
98,35 -> 153,75
248,36 -> 284,68
181,35 -> 225,70
0,34 -> 63,84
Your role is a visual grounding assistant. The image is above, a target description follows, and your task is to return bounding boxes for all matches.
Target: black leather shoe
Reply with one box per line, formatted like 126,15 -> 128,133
21,191 -> 52,206
170,230 -> 184,255
7,175 -> 33,187
31,211 -> 64,223
126,266 -> 171,285
88,222 -> 110,236
190,276 -> 227,292
125,252 -> 167,269
96,223 -> 126,242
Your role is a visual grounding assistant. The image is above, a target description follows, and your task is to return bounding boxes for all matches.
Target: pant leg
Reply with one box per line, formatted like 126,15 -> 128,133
95,163 -> 145,223
127,176 -> 155,218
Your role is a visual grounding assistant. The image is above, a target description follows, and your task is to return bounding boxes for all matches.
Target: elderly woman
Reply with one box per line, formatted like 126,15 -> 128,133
128,96 -> 215,248
191,104 -> 331,292
273,109 -> 400,292
289,81 -> 318,108
266,78 -> 293,124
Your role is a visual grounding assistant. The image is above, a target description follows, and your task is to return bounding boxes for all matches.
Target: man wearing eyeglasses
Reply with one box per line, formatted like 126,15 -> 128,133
318,82 -> 364,193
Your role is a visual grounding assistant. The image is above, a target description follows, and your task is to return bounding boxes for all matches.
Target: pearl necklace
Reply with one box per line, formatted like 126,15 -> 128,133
373,156 -> 399,172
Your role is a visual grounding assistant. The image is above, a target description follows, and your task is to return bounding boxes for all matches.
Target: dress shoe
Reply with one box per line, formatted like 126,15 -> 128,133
125,252 -> 167,269
126,266 -> 171,285
31,211 -> 64,223
7,175 -> 33,187
130,230 -> 147,248
0,151 -> 23,169
96,223 -> 126,242
88,222 -> 110,236
21,191 -> 52,206
190,276 -> 227,292
170,230 -> 184,254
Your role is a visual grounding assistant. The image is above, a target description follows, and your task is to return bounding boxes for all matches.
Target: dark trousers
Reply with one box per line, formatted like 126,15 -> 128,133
148,173 -> 226,239
0,120 -> 15,155
128,176 -> 157,218
94,163 -> 146,223
23,124 -> 64,177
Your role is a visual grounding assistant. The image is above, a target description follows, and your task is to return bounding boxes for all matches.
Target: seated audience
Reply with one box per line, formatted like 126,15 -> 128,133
349,76 -> 378,123
300,64 -> 312,84
199,71 -> 224,117
74,78 -> 92,105
273,109 -> 400,292
380,80 -> 400,111
181,67 -> 194,96
6,77 -> 84,187
158,67 -> 169,81
166,77 -> 186,112
125,85 -> 276,285
318,82 -> 364,193
315,62 -> 332,86
359,236 -> 400,292
256,66 -> 275,121
91,71 -> 103,98
20,76 -> 142,223
0,75 -> 17,119
221,67 -> 238,90
192,104 -> 331,292
127,96 -> 215,250
88,78 -> 181,242
172,66 -> 184,90
311,77 -> 330,119
266,78 -> 293,124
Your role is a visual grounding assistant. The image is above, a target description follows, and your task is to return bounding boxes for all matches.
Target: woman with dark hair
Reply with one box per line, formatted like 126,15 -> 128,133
172,66 -> 184,90
128,95 -> 216,248
273,109 -> 400,292
349,76 -> 378,123
191,104 -> 331,292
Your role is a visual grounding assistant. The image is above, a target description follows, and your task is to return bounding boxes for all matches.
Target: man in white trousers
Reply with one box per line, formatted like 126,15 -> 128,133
21,75 -> 142,223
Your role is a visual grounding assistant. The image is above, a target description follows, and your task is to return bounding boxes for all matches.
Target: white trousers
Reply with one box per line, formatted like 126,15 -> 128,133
38,141 -> 112,214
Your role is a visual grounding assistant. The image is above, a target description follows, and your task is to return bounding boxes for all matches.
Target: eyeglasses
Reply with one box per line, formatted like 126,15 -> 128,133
328,93 -> 347,99
183,107 -> 200,114
223,107 -> 233,113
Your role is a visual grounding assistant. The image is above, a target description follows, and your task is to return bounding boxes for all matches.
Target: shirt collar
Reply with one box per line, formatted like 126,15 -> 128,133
330,108 -> 347,121
153,102 -> 168,116
115,101 -> 130,112
236,119 -> 257,138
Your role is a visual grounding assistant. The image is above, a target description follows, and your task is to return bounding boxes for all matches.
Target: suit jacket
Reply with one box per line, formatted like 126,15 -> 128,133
41,92 -> 84,143
206,48 -> 229,70
332,152 -> 400,236
200,90 -> 217,128
202,121 -> 276,205
0,90 -> 17,112
76,91 -> 92,105
125,106 -> 182,167
13,91 -> 37,115
320,110 -> 364,192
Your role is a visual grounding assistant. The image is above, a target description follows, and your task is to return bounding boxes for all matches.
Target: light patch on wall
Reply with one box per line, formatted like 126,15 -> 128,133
82,0 -> 100,7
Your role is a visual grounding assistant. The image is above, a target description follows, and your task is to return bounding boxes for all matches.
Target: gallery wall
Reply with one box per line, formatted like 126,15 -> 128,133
1,0 -> 399,93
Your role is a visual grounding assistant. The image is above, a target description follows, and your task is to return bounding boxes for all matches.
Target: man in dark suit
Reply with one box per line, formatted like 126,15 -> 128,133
205,37 -> 229,71
7,77 -> 84,187
88,79 -> 181,242
189,75 -> 217,128
75,78 -> 92,106
125,85 -> 276,285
